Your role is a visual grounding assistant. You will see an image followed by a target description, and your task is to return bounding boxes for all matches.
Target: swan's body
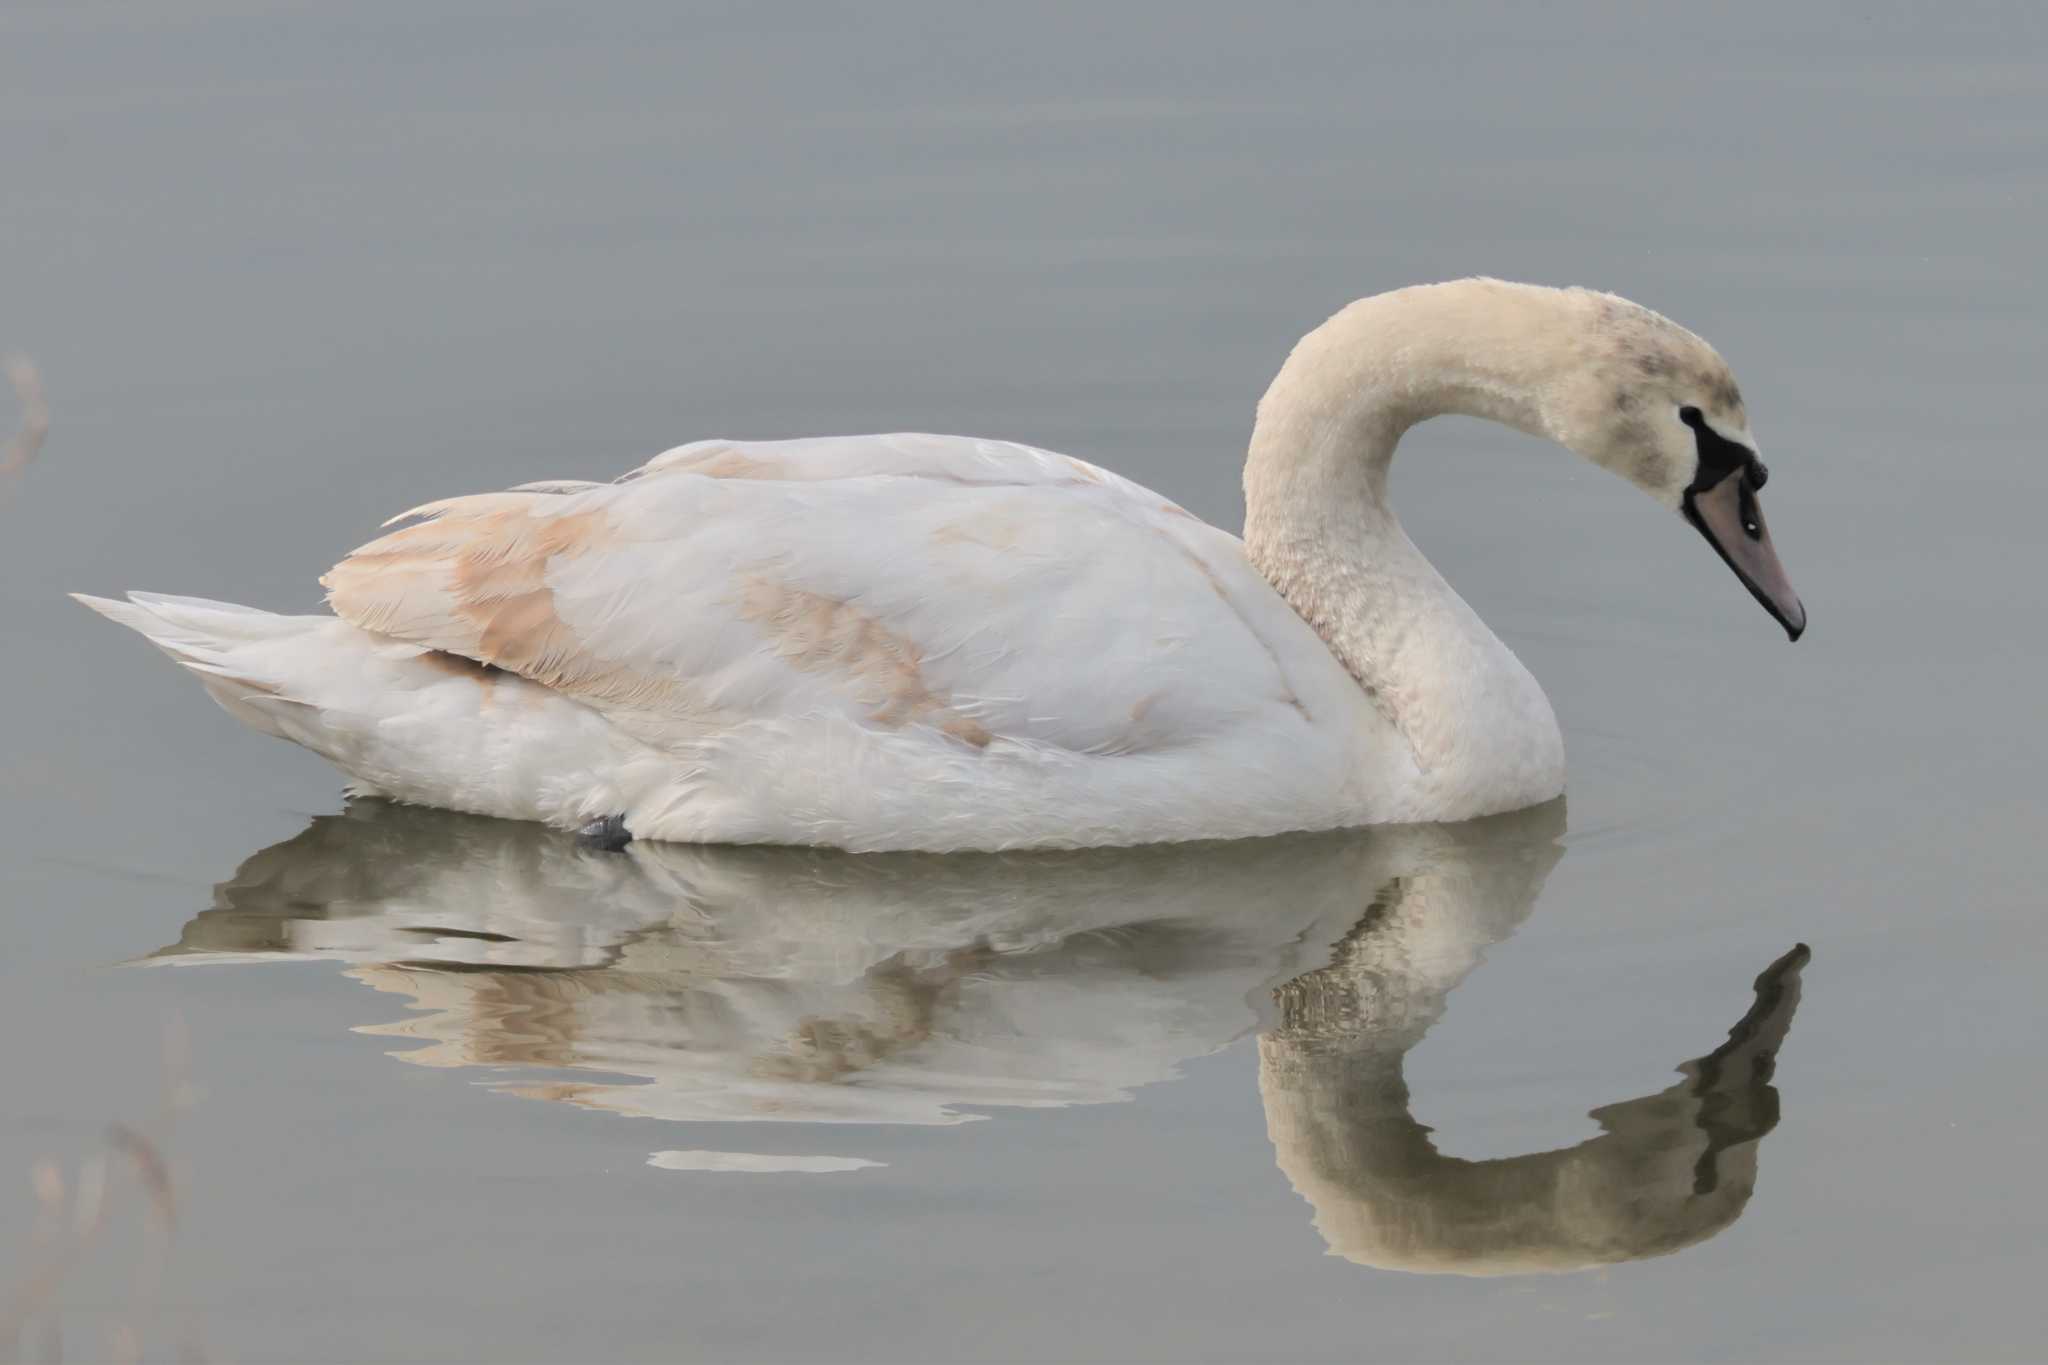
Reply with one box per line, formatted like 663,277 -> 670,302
79,280 -> 1802,850
86,438 -> 1426,848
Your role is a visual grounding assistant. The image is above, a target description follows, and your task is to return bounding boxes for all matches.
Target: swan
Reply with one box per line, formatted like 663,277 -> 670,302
77,279 -> 1804,851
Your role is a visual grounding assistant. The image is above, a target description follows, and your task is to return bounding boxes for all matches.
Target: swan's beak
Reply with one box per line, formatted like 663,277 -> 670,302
1683,468 -> 1806,641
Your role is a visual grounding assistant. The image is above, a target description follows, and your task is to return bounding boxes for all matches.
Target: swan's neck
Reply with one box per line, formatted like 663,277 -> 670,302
1243,282 -> 1571,813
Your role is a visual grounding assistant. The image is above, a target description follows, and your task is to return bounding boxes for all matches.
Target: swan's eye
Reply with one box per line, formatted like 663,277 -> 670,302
1679,405 -> 1704,428
1737,480 -> 1764,539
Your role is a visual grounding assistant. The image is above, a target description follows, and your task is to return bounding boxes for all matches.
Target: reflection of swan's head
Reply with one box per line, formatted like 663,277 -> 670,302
1260,931 -> 1808,1276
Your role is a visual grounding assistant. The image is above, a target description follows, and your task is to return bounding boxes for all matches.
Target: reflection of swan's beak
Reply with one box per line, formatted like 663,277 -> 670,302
1261,941 -> 1812,1276
1706,941 -> 1810,1072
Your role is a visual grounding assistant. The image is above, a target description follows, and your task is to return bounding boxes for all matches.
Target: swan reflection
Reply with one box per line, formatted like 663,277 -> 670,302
149,799 -> 1805,1274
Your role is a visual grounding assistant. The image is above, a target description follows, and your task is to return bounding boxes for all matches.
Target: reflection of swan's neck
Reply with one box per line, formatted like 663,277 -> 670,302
1242,282 -> 1570,805
1258,1041 -> 1763,1278
1257,873 -> 1485,1215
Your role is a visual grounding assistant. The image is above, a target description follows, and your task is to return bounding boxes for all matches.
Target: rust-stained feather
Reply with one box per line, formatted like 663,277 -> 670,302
737,577 -> 992,748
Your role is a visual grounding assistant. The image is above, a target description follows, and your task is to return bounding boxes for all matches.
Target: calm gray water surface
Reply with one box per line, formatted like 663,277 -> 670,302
4,4 -> 2045,1361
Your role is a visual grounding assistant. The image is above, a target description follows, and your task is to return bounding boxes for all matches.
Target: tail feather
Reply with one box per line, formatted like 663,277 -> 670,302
73,591 -> 318,735
72,588 -> 649,831
71,591 -> 165,636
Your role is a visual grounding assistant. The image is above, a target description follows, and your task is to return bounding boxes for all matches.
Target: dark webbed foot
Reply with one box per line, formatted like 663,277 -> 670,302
576,813 -> 633,852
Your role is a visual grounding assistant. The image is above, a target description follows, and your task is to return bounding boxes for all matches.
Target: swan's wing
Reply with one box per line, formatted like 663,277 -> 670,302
321,433 -> 1365,764
622,432 -> 1140,490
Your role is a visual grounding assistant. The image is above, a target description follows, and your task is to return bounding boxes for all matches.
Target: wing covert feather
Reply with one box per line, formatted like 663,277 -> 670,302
322,435 -> 1347,759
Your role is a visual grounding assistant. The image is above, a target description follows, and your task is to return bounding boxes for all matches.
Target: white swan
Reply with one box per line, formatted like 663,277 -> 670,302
77,279 -> 1804,851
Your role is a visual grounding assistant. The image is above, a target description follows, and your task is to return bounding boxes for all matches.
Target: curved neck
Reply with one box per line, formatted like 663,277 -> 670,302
1243,282 -> 1578,811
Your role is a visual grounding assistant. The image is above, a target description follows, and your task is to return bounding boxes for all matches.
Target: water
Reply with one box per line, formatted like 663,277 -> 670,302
2,4 -> 2043,1360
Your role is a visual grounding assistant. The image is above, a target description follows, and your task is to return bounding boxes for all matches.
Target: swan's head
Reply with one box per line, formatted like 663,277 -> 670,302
1250,279 -> 1807,640
1553,290 -> 1807,640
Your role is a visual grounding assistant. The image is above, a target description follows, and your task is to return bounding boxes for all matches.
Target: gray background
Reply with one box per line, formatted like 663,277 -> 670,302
3,3 -> 2044,1361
